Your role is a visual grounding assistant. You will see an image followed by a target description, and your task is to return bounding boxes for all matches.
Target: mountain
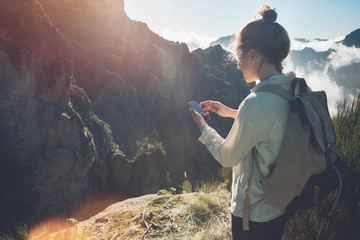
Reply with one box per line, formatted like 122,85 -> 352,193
0,0 -> 166,233
290,29 -> 360,94
294,38 -> 328,43
37,0 -> 251,185
211,35 -> 329,49
342,28 -> 360,48
290,47 -> 332,71
211,29 -> 360,96
0,0 -> 251,233
210,34 -> 236,50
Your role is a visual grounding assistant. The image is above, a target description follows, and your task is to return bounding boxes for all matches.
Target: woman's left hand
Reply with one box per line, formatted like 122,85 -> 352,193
189,108 -> 208,131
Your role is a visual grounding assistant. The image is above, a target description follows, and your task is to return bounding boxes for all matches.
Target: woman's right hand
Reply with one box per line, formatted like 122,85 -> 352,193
200,100 -> 238,119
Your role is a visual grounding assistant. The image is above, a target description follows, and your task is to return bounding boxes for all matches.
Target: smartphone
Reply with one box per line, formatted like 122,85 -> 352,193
188,101 -> 210,121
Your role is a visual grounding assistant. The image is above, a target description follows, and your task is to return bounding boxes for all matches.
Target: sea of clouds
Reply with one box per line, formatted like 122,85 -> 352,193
285,39 -> 360,115
160,29 -> 360,116
159,28 -> 215,51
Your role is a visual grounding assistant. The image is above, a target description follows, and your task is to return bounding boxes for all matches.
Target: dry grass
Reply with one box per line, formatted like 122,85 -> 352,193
30,188 -> 232,240
26,218 -> 89,240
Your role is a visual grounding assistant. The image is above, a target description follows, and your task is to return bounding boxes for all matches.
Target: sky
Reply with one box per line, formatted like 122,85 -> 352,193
124,0 -> 360,47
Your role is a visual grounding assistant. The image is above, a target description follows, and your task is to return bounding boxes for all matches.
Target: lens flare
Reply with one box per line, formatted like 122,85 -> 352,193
27,193 -> 128,239
182,171 -> 192,193
162,63 -> 177,79
27,217 -> 88,240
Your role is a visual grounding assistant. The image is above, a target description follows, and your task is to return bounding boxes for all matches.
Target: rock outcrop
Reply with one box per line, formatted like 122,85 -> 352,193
30,190 -> 232,240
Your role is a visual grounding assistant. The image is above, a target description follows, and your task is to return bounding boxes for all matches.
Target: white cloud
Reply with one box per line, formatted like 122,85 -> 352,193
159,28 -> 215,51
328,43 -> 360,70
285,37 -> 360,116
291,36 -> 344,52
284,59 -> 345,116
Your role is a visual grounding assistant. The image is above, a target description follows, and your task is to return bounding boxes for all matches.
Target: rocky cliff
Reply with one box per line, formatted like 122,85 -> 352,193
0,0 -> 167,233
37,0 -> 251,185
0,0 -> 99,231
0,0 -> 251,233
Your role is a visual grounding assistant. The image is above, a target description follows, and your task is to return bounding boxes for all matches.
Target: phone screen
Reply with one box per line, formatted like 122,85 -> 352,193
188,101 -> 206,115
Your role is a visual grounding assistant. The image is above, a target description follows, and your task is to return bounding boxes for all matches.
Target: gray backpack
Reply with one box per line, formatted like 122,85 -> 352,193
242,78 -> 344,231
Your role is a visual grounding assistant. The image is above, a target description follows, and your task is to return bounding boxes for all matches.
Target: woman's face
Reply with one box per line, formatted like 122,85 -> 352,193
237,49 -> 258,83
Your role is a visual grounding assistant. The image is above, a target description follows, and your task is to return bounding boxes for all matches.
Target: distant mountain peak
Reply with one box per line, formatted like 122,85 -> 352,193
210,34 -> 236,50
294,38 -> 328,43
342,28 -> 360,48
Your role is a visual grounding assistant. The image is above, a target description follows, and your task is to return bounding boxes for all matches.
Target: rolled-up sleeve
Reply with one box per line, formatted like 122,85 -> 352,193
198,97 -> 265,167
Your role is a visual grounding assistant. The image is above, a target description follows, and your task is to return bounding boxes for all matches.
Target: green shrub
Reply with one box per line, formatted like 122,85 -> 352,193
194,166 -> 232,193
195,179 -> 220,193
0,223 -> 29,240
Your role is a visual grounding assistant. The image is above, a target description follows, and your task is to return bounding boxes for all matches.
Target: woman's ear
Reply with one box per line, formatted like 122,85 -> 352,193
248,49 -> 258,62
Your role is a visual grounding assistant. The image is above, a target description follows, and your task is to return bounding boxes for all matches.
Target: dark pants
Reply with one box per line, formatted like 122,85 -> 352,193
231,212 -> 294,240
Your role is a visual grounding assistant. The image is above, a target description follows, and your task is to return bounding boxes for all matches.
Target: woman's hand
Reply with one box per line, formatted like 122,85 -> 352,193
189,108 -> 208,131
200,101 -> 238,119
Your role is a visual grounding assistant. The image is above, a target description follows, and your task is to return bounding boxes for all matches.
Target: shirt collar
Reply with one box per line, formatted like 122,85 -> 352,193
251,72 -> 296,93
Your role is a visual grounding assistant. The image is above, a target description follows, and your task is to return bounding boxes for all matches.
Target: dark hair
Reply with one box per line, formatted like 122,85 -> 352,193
236,5 -> 290,73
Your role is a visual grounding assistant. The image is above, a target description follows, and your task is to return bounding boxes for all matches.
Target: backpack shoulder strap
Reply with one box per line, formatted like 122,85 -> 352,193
254,84 -> 293,101
310,91 -> 330,116
254,77 -> 310,101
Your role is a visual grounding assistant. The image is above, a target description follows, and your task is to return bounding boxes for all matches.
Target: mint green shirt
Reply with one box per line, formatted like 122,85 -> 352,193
199,72 -> 296,222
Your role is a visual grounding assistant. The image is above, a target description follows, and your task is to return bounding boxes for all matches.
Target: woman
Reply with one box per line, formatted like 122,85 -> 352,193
189,5 -> 295,240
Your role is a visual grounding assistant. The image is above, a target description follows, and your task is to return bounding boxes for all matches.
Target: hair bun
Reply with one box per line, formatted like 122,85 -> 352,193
258,5 -> 277,23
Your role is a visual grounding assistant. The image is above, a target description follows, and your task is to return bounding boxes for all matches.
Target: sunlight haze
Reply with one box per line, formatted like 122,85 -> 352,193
124,0 -> 360,46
